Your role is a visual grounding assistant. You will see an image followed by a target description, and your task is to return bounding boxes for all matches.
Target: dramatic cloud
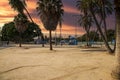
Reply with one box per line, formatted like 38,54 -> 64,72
0,0 -> 115,36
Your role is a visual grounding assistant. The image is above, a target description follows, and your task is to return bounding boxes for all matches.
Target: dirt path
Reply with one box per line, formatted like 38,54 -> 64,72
0,45 -> 115,80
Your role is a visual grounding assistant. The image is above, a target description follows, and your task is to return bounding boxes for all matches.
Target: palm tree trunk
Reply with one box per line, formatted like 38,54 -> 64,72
60,26 -> 62,43
103,17 -> 108,41
113,26 -> 116,52
112,5 -> 120,79
86,32 -> 89,46
90,8 -> 114,54
41,35 -> 45,47
59,20 -> 62,44
49,30 -> 53,50
85,25 -> 90,46
102,0 -> 108,41
55,30 -> 57,46
86,30 -> 90,46
19,33 -> 22,47
24,7 -> 34,23
115,12 -> 120,63
92,19 -> 103,42
85,33 -> 88,46
87,26 -> 90,46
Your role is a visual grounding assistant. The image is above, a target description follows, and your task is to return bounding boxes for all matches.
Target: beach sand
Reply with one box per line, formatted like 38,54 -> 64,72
0,44 -> 115,80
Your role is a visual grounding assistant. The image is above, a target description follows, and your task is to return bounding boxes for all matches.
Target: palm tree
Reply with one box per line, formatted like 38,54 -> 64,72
8,0 -> 25,14
90,0 -> 114,53
78,14 -> 93,46
14,14 -> 29,47
76,0 -> 114,53
36,0 -> 64,50
9,0 -> 44,47
112,0 -> 120,79
95,0 -> 113,41
8,0 -> 30,47
76,0 -> 93,46
59,18 -> 63,43
8,0 -> 34,23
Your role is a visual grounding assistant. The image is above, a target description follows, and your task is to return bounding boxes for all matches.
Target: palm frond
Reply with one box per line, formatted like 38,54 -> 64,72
36,0 -> 64,31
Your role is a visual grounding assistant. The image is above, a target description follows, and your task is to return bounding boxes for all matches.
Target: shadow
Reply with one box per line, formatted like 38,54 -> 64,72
0,46 -> 10,50
81,49 -> 107,52
50,67 -> 99,80
0,44 -> 16,50
0,64 -> 49,75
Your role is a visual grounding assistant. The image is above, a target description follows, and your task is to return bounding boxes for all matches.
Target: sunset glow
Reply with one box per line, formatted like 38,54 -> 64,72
0,0 -> 115,37
0,0 -> 84,36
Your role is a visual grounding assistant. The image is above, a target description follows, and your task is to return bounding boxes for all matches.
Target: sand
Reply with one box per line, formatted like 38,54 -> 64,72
0,44 -> 115,80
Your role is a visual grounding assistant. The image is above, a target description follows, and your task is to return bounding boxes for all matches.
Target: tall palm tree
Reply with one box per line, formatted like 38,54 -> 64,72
8,0 -> 30,47
14,14 -> 29,47
76,0 -> 93,46
76,0 -> 114,53
78,14 -> 93,46
9,0 -> 44,47
36,0 -> 64,50
8,0 -> 34,23
90,0 -> 114,53
112,0 -> 120,79
95,0 -> 113,41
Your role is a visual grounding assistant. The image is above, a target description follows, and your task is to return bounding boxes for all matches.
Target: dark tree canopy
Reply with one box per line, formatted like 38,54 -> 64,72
78,31 -> 99,42
1,22 -> 42,42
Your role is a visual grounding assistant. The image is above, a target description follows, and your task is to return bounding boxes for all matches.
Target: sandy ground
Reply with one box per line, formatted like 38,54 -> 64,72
0,44 -> 115,80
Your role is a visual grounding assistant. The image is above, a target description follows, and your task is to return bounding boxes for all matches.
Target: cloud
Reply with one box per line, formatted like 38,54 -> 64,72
63,5 -> 79,14
0,0 -> 115,36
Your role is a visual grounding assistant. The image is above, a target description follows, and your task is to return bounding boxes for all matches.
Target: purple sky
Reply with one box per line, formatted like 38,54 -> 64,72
0,0 -> 116,36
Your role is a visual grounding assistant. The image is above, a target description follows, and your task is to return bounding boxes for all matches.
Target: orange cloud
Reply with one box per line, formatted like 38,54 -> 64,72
33,20 -> 84,36
0,0 -> 84,36
26,0 -> 37,10
57,24 -> 84,35
0,0 -> 17,26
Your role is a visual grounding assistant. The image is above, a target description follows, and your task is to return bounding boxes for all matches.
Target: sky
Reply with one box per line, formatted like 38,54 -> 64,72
0,0 -> 116,37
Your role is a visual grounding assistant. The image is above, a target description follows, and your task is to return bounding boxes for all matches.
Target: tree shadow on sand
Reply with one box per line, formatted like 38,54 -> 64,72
81,49 -> 107,52
80,47 -> 107,52
0,65 -> 49,75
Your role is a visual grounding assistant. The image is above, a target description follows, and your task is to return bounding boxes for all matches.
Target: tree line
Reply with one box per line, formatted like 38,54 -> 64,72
77,29 -> 115,42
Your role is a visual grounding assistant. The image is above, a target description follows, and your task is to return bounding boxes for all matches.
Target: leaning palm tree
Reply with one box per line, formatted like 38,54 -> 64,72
95,0 -> 113,41
9,0 -> 30,47
76,0 -> 114,53
36,0 -> 64,50
112,0 -> 120,79
14,14 -> 29,47
90,0 -> 114,53
8,0 -> 34,23
8,0 -> 25,14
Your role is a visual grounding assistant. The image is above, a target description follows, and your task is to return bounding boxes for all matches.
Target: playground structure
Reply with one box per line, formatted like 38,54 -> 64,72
69,36 -> 78,45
